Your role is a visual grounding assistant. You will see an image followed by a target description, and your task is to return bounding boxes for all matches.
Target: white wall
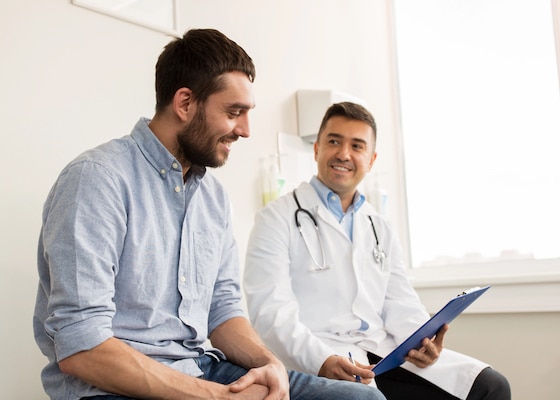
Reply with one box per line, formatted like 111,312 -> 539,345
0,1 -> 557,399
1,2 -> 172,400
443,312 -> 560,400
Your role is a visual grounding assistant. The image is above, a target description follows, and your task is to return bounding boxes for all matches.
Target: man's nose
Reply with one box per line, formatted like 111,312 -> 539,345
233,113 -> 250,138
336,143 -> 351,160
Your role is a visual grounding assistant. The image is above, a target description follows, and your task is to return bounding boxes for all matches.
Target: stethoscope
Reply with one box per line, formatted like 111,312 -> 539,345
292,189 -> 386,271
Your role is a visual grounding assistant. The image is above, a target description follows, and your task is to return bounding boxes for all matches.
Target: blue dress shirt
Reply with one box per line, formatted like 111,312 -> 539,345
33,118 -> 245,399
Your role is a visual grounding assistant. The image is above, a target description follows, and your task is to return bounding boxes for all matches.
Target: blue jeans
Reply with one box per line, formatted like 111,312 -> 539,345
82,354 -> 386,400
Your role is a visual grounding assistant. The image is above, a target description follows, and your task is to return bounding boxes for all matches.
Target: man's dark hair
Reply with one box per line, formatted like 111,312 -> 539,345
154,28 -> 255,112
317,102 -> 377,142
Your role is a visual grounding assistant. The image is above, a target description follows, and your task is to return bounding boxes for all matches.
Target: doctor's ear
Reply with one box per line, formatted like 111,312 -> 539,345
368,152 -> 378,171
173,88 -> 194,122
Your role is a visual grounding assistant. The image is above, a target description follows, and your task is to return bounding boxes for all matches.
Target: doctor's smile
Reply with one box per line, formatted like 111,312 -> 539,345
331,163 -> 353,172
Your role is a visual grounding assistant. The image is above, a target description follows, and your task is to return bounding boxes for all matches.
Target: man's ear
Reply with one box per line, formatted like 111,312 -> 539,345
313,140 -> 319,161
173,87 -> 193,122
368,151 -> 378,171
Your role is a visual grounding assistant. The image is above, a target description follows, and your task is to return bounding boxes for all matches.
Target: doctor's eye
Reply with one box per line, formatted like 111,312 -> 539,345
352,143 -> 365,151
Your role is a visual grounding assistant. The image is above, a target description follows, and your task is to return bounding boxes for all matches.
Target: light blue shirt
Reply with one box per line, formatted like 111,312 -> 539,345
309,176 -> 365,240
33,118 -> 245,399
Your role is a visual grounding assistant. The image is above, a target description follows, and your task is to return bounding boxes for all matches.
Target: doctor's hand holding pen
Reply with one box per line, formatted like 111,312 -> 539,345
318,354 -> 375,385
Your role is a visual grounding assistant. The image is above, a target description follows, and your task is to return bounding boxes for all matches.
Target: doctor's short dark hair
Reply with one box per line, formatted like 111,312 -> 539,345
317,102 -> 377,142
154,28 -> 256,112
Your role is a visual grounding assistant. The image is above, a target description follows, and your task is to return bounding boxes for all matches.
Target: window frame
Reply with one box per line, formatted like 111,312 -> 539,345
387,0 -> 560,313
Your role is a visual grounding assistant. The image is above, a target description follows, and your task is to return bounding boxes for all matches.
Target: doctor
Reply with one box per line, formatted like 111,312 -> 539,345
244,102 -> 510,400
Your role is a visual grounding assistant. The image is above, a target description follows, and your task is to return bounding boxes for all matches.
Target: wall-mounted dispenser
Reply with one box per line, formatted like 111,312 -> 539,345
260,154 -> 285,206
296,90 -> 368,143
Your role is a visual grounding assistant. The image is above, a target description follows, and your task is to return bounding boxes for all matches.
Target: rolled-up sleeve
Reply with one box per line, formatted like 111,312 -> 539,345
41,161 -> 125,361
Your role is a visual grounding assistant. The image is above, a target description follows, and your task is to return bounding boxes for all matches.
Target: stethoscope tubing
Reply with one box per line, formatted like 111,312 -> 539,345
292,189 -> 386,271
293,190 -> 328,270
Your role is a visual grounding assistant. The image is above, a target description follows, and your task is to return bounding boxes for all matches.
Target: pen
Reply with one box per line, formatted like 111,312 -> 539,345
348,352 -> 361,383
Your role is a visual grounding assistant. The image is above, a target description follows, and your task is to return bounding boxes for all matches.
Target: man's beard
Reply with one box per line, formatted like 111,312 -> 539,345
176,108 -> 227,168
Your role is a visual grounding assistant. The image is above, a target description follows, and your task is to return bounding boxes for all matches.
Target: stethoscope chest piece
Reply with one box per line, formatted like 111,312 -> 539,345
373,245 -> 386,271
368,215 -> 386,271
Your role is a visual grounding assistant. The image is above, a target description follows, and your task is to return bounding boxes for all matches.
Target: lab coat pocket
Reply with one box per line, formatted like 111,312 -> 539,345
356,247 -> 390,295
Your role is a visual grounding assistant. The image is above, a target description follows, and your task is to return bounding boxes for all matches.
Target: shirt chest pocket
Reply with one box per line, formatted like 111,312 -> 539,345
191,231 -> 221,287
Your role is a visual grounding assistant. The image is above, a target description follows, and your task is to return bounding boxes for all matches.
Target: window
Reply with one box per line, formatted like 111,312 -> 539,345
393,0 -> 560,269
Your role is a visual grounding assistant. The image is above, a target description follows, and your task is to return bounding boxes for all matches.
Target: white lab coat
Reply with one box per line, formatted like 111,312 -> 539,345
244,182 -> 488,399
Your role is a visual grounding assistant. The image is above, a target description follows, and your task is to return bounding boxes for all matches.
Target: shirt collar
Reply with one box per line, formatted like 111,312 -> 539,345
310,175 -> 365,219
131,117 -> 206,181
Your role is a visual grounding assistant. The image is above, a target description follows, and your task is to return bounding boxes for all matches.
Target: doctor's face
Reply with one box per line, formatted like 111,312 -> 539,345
314,116 -> 377,205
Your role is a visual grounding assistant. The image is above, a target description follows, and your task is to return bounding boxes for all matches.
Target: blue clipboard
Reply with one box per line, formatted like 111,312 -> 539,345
372,285 -> 491,376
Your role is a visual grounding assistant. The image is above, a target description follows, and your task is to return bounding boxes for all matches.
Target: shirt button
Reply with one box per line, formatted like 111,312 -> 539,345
160,168 -> 167,175
175,186 -> 181,193
172,162 -> 179,169
180,276 -> 186,283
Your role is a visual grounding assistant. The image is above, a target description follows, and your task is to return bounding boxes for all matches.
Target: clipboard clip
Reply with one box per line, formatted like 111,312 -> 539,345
457,286 -> 481,297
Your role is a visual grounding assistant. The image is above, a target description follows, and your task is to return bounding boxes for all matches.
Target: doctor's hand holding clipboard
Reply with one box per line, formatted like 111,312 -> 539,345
322,324 -> 450,384
371,285 -> 491,376
315,323 -> 447,386
403,323 -> 449,369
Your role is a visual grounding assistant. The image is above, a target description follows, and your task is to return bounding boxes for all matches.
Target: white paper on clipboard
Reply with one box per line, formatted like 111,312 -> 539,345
372,285 -> 491,376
